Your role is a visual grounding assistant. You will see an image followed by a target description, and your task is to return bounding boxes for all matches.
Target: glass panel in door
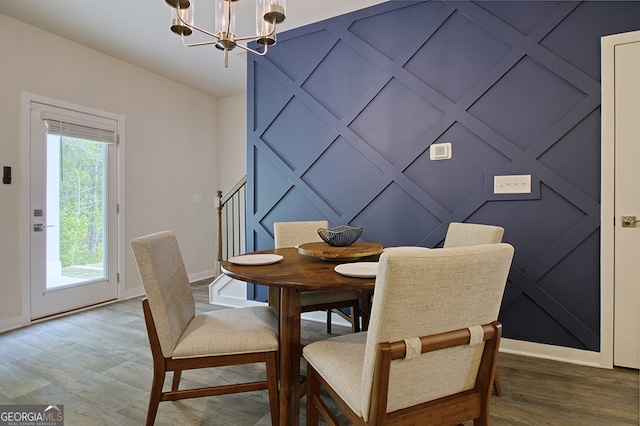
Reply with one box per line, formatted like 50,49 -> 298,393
46,134 -> 107,289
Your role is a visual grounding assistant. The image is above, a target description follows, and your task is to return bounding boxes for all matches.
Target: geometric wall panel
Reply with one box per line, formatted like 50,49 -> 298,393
468,56 -> 587,151
537,109 -> 601,201
248,0 -> 640,351
352,182 -> 441,247
349,1 -> 446,61
259,187 -> 325,247
302,41 -> 382,120
405,11 -> 513,102
350,78 -> 445,164
302,136 -> 385,217
253,148 -> 292,216
262,29 -> 335,82
474,1 -> 561,35
537,230 -> 601,348
540,1 -> 640,80
261,98 -> 336,172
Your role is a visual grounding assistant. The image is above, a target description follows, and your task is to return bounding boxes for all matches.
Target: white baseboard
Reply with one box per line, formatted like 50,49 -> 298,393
189,269 -> 217,283
500,338 -> 606,368
125,286 -> 145,300
0,315 -> 30,334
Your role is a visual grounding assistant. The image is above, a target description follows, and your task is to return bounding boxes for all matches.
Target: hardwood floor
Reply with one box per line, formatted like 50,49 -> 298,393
1,279 -> 637,425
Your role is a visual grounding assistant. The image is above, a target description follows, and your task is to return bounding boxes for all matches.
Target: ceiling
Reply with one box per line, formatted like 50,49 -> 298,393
0,0 -> 387,98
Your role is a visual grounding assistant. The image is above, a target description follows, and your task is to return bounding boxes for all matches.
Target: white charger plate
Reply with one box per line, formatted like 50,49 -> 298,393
334,262 -> 378,278
228,254 -> 283,266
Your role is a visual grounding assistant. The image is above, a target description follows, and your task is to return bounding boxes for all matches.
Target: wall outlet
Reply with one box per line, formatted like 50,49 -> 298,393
493,174 -> 531,194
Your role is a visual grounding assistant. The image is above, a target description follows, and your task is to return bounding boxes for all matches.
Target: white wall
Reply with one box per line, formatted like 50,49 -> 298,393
0,14 -> 220,329
217,93 -> 247,193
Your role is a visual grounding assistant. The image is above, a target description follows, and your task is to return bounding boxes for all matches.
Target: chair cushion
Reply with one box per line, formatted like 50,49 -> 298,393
172,306 -> 279,359
303,332 -> 368,416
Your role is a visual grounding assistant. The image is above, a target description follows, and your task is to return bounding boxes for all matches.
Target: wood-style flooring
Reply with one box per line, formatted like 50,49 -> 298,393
0,279 -> 637,425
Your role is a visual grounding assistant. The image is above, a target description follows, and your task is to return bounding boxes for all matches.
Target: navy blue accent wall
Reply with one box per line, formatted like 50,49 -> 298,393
247,1 -> 640,351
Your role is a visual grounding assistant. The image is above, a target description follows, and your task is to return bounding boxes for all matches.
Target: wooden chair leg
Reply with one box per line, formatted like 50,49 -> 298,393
265,351 -> 280,426
326,310 -> 332,334
493,371 -> 502,396
306,366 -> 321,426
146,370 -> 165,426
351,302 -> 360,333
171,370 -> 182,392
361,290 -> 371,331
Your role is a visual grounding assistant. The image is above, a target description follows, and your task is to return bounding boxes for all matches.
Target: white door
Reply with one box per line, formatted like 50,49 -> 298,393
608,32 -> 640,369
30,101 -> 119,319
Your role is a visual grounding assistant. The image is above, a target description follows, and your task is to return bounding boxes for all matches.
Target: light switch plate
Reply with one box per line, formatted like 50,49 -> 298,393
493,174 -> 531,194
430,142 -> 452,160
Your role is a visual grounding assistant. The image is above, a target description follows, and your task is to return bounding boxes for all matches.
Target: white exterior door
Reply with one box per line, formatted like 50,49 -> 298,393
602,30 -> 640,369
29,100 -> 120,320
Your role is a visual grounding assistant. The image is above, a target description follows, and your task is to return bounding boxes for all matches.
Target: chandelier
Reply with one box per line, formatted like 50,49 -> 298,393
166,0 -> 287,67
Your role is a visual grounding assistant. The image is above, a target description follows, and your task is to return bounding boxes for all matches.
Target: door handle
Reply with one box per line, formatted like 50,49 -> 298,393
33,224 -> 54,232
621,216 -> 639,228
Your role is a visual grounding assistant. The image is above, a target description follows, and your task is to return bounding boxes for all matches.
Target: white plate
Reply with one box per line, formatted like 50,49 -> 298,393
334,262 -> 378,278
228,254 -> 283,266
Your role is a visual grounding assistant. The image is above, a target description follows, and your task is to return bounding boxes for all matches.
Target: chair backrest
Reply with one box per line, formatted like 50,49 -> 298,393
443,222 -> 504,248
131,231 -> 195,358
273,220 -> 328,248
361,243 -> 514,421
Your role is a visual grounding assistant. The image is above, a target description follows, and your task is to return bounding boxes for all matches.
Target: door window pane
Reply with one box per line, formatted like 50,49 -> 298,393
46,134 -> 107,289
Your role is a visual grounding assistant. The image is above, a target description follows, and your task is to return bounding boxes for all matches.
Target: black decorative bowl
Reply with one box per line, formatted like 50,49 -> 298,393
317,226 -> 364,247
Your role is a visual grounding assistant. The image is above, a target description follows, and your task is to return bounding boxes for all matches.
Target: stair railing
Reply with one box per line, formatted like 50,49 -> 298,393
216,176 -> 247,275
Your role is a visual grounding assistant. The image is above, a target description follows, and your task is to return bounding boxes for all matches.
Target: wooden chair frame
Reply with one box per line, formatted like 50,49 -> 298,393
141,298 -> 279,426
301,294 -> 362,334
443,222 -> 504,397
306,322 -> 502,426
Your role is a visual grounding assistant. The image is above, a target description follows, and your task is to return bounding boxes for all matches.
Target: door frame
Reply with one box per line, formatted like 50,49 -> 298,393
20,92 -> 126,323
601,29 -> 640,369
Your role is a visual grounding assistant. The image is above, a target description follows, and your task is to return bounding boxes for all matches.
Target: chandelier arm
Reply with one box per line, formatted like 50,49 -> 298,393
180,38 -> 220,47
236,17 -> 277,42
235,42 -> 268,57
234,34 -> 264,42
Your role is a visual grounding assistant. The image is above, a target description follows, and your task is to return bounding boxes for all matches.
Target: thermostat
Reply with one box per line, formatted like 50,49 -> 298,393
430,142 -> 451,160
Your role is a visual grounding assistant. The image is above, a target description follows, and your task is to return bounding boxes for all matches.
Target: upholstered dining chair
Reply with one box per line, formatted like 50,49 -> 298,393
131,231 -> 279,426
443,221 -> 504,248
443,221 -> 505,396
274,221 -> 363,333
303,243 -> 514,425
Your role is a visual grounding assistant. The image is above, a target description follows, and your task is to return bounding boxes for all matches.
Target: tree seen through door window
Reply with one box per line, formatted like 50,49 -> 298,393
59,136 -> 106,279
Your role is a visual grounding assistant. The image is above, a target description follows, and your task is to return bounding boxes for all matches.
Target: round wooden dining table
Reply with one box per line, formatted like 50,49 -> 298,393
220,245 -> 380,426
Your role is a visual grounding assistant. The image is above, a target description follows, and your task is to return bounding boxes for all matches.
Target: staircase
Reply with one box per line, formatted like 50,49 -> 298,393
209,177 -> 262,306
